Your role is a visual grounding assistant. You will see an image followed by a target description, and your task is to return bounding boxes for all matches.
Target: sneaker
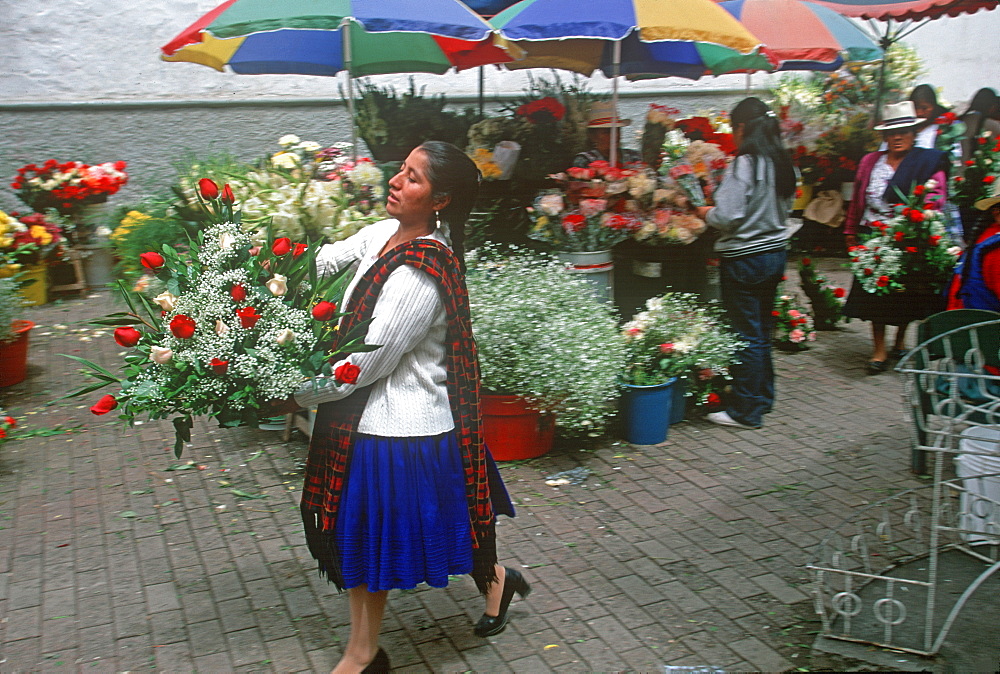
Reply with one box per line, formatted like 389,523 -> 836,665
707,411 -> 761,429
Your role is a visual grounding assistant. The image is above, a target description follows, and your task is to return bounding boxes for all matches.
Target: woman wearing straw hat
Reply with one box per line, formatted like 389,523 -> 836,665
946,179 -> 1000,311
572,101 -> 642,167
842,100 -> 950,374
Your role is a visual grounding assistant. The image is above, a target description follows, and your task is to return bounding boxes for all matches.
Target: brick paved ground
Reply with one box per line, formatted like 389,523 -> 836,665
1,257 -> 936,672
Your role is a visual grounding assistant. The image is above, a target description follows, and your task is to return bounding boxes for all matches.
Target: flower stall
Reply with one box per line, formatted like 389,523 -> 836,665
0,210 -> 66,305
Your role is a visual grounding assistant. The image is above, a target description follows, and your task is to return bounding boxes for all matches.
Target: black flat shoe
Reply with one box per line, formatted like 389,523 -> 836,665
361,647 -> 390,673
866,360 -> 888,375
473,567 -> 531,638
890,348 -> 908,360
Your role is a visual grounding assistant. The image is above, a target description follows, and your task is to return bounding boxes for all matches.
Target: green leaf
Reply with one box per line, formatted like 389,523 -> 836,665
231,489 -> 266,500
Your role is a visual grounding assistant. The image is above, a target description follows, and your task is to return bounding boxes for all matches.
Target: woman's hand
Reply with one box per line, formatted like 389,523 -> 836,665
693,206 -> 713,220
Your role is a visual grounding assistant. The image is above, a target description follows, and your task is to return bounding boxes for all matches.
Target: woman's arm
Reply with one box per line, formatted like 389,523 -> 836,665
313,221 -> 386,276
294,266 -> 443,408
702,156 -> 752,232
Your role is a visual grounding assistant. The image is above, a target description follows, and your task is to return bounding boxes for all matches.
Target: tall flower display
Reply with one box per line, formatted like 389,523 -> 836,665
11,160 -> 128,215
66,181 -> 376,455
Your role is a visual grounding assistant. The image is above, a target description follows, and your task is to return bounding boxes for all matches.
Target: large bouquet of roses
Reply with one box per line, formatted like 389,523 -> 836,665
849,180 -> 961,295
658,139 -> 730,208
528,160 -> 652,252
67,180 -> 376,455
11,159 -> 128,215
621,292 -> 744,386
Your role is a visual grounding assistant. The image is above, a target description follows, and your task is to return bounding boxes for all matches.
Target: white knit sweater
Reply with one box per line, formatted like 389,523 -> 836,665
293,219 -> 454,436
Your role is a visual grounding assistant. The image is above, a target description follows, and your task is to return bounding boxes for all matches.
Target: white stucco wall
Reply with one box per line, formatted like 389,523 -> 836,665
1,1 -> 998,211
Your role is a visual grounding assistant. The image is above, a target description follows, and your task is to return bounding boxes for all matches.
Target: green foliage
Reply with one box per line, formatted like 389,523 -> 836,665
351,78 -> 481,156
0,276 -> 24,341
109,198 -> 191,285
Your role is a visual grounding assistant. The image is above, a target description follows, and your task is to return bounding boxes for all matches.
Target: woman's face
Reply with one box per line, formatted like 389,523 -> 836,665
913,100 -> 936,120
386,149 -> 447,226
883,128 -> 916,155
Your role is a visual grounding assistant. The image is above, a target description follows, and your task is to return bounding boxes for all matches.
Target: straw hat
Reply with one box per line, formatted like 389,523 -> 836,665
975,178 -> 1000,211
586,101 -> 631,128
873,101 -> 921,132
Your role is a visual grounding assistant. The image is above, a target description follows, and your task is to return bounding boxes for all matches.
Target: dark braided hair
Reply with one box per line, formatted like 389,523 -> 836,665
418,141 -> 481,271
730,97 -> 796,200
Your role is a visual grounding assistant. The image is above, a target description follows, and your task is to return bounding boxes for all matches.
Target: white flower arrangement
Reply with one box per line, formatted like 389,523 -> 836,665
467,248 -> 626,435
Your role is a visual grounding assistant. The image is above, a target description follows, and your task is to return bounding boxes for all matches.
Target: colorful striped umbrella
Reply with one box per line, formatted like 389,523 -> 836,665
489,0 -> 772,163
717,0 -> 883,71
160,0 -> 520,152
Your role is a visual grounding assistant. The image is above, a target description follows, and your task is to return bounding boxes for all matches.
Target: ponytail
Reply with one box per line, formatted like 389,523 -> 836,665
730,97 -> 796,200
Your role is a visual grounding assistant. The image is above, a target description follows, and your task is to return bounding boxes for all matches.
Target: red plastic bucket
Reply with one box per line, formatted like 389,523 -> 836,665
0,320 -> 34,387
482,393 -> 555,461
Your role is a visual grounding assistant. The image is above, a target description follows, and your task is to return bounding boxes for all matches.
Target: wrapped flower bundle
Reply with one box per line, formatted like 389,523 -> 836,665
66,180 -> 376,455
773,285 -> 816,351
849,180 -> 960,295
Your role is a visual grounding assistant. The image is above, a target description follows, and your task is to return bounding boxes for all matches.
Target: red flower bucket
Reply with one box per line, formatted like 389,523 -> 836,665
0,320 -> 35,387
482,393 -> 555,461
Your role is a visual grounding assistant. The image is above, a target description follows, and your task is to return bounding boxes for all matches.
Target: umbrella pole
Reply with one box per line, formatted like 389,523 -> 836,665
873,30 -> 892,125
611,40 -> 621,167
478,66 -> 485,116
341,19 -> 357,161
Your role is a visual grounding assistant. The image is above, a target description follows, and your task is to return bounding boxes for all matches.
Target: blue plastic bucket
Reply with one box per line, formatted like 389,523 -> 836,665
621,378 -> 676,445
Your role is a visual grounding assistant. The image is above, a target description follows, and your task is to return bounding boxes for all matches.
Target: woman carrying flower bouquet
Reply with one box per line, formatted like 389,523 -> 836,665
692,97 -> 796,430
842,101 -> 950,374
280,141 -> 529,673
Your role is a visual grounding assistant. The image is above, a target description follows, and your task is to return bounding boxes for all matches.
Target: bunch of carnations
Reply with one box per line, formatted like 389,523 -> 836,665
621,292 -> 745,386
528,160 -> 655,252
0,210 -> 64,265
797,256 -> 846,330
65,178 -> 376,456
772,284 -> 816,351
11,160 -> 128,214
849,180 -> 961,295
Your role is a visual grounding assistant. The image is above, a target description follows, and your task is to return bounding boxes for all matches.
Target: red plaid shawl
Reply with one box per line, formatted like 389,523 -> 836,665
300,239 -> 497,591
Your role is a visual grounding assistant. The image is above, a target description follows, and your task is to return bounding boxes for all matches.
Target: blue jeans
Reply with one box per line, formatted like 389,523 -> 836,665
719,249 -> 787,427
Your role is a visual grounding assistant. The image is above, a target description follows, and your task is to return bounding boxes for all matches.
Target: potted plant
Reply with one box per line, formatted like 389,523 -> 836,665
466,248 -> 625,459
352,78 -> 480,162
620,293 -> 745,443
0,209 -> 65,305
0,275 -> 34,387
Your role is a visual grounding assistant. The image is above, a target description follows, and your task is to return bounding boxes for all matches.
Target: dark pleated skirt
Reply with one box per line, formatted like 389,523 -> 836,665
334,431 -> 513,592
843,277 -> 946,326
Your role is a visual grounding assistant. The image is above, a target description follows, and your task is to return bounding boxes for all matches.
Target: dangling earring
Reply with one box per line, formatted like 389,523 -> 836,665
434,210 -> 441,229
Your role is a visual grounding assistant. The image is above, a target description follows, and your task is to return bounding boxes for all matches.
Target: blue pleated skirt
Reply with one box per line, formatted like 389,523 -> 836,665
335,431 -> 512,592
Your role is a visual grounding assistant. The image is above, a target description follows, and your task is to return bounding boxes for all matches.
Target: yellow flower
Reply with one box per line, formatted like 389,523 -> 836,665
480,162 -> 503,180
112,210 -> 151,241
29,225 -> 53,245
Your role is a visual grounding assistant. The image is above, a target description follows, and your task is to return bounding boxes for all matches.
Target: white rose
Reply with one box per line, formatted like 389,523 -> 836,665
537,193 -> 565,216
150,346 -> 173,364
266,274 -> 288,296
298,141 -> 321,152
219,232 -> 237,249
215,320 -> 230,336
276,328 -> 296,345
947,246 -> 963,256
278,134 -> 300,147
153,292 -> 178,312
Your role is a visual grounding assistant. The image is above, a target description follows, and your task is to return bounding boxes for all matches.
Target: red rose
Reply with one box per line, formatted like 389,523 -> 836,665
198,178 -> 220,200
562,213 -> 586,233
113,326 -> 142,347
929,235 -> 941,246
139,252 -> 165,270
272,237 -> 292,255
772,310 -> 780,317
908,210 -> 925,223
876,275 -> 889,287
169,314 -> 196,339
311,301 -> 338,321
3,416 -> 16,427
906,246 -> 918,253
334,361 -> 361,385
863,268 -> 874,276
801,257 -> 811,266
210,358 -> 229,375
90,394 -> 118,416
230,284 -> 247,302
832,287 -> 846,298
913,184 -> 926,196
221,183 -> 235,204
236,306 -> 261,329
706,393 -> 721,408
292,242 -> 307,257
894,231 -> 905,242
985,176 -> 997,185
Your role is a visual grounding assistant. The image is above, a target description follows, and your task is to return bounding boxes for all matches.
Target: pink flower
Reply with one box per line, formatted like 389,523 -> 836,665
659,343 -> 674,354
578,199 -> 607,217
790,329 -> 805,343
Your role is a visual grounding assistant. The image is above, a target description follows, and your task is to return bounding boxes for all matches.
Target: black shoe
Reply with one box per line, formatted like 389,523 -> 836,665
473,567 -> 531,638
890,348 -> 908,360
361,648 -> 391,673
866,360 -> 888,375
